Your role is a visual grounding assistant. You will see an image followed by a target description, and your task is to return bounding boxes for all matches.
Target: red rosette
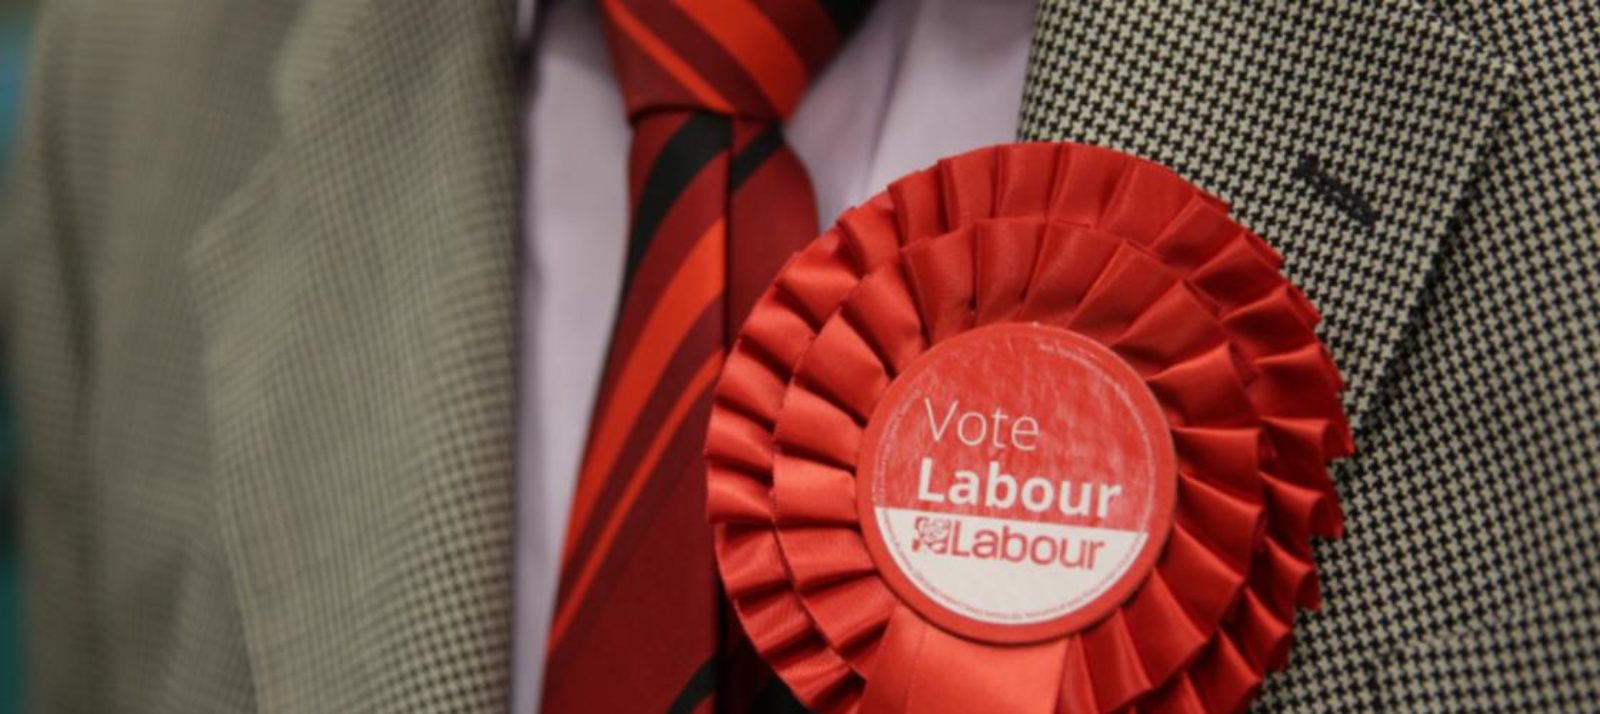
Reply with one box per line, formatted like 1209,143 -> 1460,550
705,143 -> 1352,714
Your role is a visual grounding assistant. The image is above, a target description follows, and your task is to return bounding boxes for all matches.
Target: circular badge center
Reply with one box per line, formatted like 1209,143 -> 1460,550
856,323 -> 1176,643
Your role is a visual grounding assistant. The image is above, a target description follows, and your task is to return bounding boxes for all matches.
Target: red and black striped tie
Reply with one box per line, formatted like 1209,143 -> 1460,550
543,2 -> 868,713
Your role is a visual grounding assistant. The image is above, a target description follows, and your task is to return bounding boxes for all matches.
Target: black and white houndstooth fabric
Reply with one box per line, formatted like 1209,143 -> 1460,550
3,1 -> 1592,712
2,1 -> 521,712
1021,0 -> 1599,711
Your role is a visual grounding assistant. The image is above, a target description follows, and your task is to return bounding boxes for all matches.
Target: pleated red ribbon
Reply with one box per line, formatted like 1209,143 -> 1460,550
705,143 -> 1352,713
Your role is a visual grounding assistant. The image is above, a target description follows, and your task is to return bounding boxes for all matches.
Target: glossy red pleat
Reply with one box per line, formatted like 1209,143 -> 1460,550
705,143 -> 1352,713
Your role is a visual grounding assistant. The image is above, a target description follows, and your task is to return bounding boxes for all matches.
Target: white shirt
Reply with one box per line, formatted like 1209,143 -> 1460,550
517,0 -> 1037,709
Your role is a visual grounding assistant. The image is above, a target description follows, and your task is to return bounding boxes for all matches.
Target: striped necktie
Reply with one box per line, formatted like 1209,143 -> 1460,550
543,2 -> 868,712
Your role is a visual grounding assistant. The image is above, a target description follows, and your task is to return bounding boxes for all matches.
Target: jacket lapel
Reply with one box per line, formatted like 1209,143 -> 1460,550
1018,0 -> 1511,426
184,0 -> 521,709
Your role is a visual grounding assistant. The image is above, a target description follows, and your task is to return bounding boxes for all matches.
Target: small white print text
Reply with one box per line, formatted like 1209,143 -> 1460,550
916,397 -> 1122,518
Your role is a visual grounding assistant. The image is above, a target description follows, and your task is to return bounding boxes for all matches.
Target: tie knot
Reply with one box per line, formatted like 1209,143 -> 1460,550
603,0 -> 866,123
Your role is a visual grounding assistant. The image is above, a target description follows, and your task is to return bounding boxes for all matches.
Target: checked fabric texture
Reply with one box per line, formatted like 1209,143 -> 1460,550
1021,0 -> 1599,711
542,3 -> 869,713
4,1 -> 1594,713
1,0 -> 522,712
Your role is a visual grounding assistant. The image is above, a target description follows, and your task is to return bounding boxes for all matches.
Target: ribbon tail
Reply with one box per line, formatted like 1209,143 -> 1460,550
861,605 -> 1068,714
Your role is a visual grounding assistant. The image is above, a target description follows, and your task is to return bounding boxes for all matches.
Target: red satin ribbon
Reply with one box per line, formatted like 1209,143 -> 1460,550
705,143 -> 1353,713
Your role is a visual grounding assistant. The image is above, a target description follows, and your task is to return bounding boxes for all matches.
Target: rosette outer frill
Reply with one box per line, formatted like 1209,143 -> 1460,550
705,143 -> 1352,713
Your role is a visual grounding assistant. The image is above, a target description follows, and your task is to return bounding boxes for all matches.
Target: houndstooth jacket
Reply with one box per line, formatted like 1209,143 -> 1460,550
1,0 -> 1594,711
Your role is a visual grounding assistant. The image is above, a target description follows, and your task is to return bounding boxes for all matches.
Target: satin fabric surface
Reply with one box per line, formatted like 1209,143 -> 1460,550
516,0 -> 1035,708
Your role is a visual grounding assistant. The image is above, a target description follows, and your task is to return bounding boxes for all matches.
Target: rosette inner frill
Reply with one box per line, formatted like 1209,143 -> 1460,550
705,143 -> 1352,714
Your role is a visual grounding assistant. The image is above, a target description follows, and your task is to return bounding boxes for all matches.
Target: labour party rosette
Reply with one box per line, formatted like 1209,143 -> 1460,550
705,143 -> 1352,713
